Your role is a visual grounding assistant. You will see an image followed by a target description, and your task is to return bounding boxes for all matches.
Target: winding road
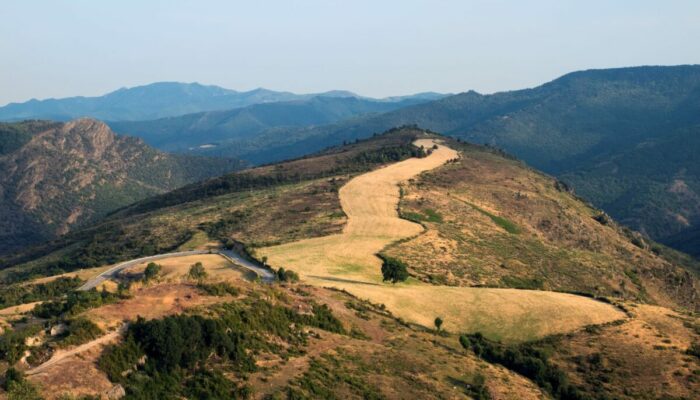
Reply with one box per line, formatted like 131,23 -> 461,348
79,249 -> 274,291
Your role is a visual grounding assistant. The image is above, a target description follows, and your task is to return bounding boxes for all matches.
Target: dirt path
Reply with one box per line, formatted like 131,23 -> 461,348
261,140 -> 624,342
26,325 -> 127,376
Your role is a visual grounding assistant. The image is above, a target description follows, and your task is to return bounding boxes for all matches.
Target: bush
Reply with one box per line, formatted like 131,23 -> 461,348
59,318 -> 103,347
0,324 -> 43,363
197,282 -> 240,297
0,277 -> 83,309
142,262 -> 161,283
188,262 -> 208,281
3,367 -> 24,390
32,288 -> 123,319
6,379 -> 42,400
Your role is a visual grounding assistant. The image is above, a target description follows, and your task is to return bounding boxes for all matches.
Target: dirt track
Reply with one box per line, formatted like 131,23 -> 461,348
26,325 -> 126,376
261,140 -> 625,342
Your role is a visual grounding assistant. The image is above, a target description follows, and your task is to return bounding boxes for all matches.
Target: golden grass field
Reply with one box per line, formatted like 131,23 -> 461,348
121,253 -> 256,284
261,140 -> 625,342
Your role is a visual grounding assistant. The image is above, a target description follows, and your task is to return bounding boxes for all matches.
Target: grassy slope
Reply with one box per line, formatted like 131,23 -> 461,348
0,128 -> 424,282
1,129 -> 698,399
6,254 -> 697,400
11,271 -> 546,400
385,138 -> 700,312
259,138 -> 624,342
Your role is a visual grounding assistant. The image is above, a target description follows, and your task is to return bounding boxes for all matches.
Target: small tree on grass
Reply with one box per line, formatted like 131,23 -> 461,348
381,256 -> 409,284
277,268 -> 299,283
188,262 -> 208,282
434,316 -> 443,333
143,262 -> 161,283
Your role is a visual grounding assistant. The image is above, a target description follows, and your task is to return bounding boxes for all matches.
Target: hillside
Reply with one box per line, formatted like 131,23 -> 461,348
384,137 -> 699,312
0,128 -> 697,399
0,81 -> 448,122
4,127 -> 697,305
108,96 -> 435,153
0,119 -> 242,256
220,65 -> 700,256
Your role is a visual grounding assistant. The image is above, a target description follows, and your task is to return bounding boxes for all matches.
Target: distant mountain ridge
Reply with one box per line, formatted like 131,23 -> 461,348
0,118 -> 243,255
0,82 -> 449,122
210,65 -> 700,255
108,95 -> 442,152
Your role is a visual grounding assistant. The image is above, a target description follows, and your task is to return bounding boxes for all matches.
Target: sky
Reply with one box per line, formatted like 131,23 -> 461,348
1,0 -> 700,105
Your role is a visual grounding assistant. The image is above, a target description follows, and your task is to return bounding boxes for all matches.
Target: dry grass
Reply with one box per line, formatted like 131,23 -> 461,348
253,285 -> 547,400
0,302 -> 42,333
261,141 -> 624,342
26,338 -> 115,400
549,304 -> 700,399
120,253 -> 256,284
387,143 -> 699,311
26,264 -> 113,286
83,283 -> 231,330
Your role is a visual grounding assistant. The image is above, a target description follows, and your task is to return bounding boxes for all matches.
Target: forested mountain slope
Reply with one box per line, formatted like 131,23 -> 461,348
224,66 -> 700,255
108,96 -> 435,152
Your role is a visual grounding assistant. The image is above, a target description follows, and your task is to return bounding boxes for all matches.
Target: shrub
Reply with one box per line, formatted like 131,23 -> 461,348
0,277 -> 83,309
188,262 -> 208,281
59,318 -> 103,347
197,282 -> 240,296
686,342 -> 700,359
3,367 -> 24,390
142,262 -> 161,283
32,288 -> 122,319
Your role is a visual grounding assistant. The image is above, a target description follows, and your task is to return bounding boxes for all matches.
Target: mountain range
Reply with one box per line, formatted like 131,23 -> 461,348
0,82 -> 447,122
0,66 -> 698,258
164,65 -> 697,256
108,95 -> 439,153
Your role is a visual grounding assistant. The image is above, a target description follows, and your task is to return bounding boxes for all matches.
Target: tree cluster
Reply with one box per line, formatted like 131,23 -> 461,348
459,333 -> 590,400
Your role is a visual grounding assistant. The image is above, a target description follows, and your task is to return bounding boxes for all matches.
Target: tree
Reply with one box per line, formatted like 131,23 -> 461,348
143,262 -> 161,283
380,256 -> 409,284
261,256 -> 268,266
188,262 -> 207,282
277,268 -> 299,283
434,317 -> 443,332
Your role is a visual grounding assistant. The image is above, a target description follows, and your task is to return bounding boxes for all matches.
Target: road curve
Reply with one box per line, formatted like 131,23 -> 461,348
219,249 -> 276,282
79,249 -> 274,291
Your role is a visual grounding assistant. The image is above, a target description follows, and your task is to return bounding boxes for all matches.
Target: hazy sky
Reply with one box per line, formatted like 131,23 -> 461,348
1,0 -> 699,105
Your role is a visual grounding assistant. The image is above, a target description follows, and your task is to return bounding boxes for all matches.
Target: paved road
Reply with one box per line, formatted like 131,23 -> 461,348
79,249 -> 274,290
220,249 -> 275,282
